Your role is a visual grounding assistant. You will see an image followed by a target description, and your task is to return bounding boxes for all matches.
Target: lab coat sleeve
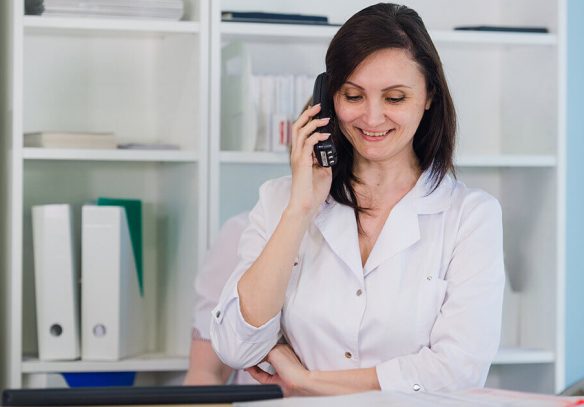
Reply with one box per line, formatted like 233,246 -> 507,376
376,191 -> 505,393
210,179 -> 287,370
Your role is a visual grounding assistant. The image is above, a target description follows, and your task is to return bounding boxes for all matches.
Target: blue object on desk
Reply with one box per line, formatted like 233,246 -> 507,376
62,372 -> 136,387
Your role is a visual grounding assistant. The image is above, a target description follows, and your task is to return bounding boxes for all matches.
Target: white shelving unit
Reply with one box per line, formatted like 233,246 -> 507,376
0,0 -> 567,394
209,0 -> 566,394
1,0 -> 209,389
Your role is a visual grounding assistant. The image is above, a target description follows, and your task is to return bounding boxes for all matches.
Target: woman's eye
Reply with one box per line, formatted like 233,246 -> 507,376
343,94 -> 362,102
386,96 -> 405,103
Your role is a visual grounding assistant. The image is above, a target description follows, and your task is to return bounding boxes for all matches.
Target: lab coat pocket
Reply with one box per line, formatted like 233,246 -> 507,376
416,278 -> 448,341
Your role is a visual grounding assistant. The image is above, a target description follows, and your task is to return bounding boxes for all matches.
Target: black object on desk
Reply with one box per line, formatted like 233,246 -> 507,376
2,385 -> 283,406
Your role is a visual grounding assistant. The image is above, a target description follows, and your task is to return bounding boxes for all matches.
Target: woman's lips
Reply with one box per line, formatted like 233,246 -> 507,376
358,128 -> 392,141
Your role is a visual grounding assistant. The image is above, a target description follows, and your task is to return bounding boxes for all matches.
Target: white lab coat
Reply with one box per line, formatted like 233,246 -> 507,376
210,171 -> 505,393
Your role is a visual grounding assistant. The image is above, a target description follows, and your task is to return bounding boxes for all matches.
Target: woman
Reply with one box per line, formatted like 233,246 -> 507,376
210,3 -> 504,396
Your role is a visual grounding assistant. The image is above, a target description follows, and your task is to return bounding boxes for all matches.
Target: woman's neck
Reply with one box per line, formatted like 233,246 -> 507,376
352,154 -> 421,211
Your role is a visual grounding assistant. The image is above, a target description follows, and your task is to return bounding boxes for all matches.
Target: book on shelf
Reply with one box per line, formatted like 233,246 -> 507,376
221,11 -> 330,25
117,142 -> 180,150
24,0 -> 44,15
24,131 -> 117,149
454,25 -> 549,33
221,41 -> 257,152
220,41 -> 314,153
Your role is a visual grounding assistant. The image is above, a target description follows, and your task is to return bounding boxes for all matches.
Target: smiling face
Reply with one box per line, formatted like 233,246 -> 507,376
333,48 -> 431,168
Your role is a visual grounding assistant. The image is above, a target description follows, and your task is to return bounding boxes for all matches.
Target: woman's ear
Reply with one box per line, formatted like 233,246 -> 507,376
425,88 -> 434,110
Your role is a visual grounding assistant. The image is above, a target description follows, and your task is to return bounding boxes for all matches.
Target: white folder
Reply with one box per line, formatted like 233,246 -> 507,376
31,204 -> 80,361
81,205 -> 145,360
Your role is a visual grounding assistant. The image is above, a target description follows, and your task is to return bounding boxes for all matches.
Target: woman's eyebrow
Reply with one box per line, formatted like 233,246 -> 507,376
344,80 -> 412,91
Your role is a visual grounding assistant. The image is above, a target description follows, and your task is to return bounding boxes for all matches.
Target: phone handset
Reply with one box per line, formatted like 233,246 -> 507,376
312,72 -> 338,167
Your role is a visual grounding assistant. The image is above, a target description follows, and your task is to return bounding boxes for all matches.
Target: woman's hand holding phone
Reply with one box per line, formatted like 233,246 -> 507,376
287,104 -> 333,217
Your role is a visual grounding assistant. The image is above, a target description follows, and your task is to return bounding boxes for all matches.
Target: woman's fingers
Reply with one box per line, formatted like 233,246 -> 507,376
291,104 -> 319,151
291,120 -> 331,162
303,132 -> 331,162
291,105 -> 331,153
292,104 -> 320,134
305,132 -> 331,146
245,366 -> 271,384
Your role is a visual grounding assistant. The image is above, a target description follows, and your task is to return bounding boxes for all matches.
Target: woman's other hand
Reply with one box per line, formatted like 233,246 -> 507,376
245,344 -> 310,397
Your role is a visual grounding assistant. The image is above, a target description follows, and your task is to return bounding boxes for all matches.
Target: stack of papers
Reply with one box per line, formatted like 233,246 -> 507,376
40,0 -> 184,21
24,131 -> 117,149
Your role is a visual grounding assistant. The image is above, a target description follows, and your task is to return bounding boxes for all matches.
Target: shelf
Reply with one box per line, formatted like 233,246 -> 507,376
455,154 -> 557,167
19,348 -> 554,373
220,151 -> 289,164
219,151 -> 556,167
492,347 -> 555,365
23,15 -> 200,35
220,22 -> 557,46
23,148 -> 199,162
21,354 -> 188,373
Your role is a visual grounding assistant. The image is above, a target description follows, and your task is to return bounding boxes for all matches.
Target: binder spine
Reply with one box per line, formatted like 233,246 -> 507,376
81,205 -> 145,361
31,204 -> 80,361
81,205 -> 122,360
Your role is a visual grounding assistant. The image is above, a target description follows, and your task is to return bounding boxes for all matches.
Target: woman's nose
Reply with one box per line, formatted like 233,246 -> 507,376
362,100 -> 385,128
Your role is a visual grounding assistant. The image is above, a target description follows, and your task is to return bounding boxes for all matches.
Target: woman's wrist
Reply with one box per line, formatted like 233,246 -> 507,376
282,204 -> 317,224
293,368 -> 381,396
294,369 -> 317,396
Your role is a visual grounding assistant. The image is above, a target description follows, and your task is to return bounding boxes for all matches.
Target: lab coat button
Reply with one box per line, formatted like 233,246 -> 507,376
356,289 -> 363,296
426,276 -> 432,281
344,351 -> 352,359
413,384 -> 421,392
215,310 -> 221,318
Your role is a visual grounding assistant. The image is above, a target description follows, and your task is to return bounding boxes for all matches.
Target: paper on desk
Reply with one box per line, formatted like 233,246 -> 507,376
448,388 -> 584,406
235,388 -> 584,407
235,391 -> 489,407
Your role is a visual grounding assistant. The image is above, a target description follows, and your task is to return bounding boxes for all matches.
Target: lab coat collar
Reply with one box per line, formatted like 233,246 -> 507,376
314,170 -> 455,278
314,199 -> 363,278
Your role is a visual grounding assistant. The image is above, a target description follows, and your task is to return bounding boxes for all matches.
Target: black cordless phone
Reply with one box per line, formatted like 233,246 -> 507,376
312,72 -> 338,167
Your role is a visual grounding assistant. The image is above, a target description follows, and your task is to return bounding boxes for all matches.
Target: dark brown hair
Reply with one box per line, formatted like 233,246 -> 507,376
325,3 -> 456,225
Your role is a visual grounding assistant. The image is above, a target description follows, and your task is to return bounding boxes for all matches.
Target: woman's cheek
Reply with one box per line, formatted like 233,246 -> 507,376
334,103 -> 359,125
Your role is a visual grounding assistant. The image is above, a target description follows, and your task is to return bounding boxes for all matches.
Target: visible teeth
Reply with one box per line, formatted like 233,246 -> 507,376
362,129 -> 388,137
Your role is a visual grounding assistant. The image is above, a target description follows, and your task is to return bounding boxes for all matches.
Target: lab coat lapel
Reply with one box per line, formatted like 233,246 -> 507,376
363,198 -> 420,275
313,172 -> 455,278
314,201 -> 363,277
363,171 -> 454,275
